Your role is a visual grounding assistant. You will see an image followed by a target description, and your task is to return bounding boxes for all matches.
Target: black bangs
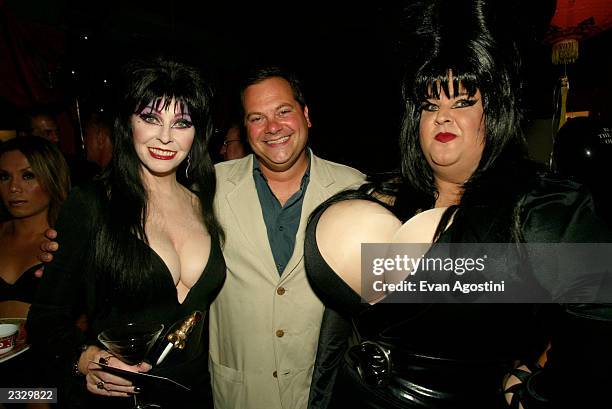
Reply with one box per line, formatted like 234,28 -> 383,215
123,59 -> 211,124
411,24 -> 514,109
414,64 -> 480,102
133,96 -> 192,117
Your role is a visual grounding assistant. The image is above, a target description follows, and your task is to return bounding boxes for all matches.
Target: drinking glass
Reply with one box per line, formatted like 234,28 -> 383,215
98,323 -> 164,408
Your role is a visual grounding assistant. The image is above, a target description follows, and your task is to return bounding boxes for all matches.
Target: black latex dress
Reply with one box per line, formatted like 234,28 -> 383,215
305,176 -> 612,409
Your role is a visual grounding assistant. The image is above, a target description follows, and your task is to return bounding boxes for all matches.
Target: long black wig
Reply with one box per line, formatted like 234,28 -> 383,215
93,57 -> 223,297
397,0 -> 543,242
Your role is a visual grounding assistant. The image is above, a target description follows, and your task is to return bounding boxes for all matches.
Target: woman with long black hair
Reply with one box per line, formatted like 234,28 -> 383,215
27,57 -> 225,408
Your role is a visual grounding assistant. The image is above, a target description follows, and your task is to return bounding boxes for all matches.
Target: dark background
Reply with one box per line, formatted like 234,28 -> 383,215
2,0 -> 610,172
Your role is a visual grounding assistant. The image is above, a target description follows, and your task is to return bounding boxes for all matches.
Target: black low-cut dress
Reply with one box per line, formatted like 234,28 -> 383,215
305,175 -> 612,409
0,263 -> 42,303
27,184 -> 226,409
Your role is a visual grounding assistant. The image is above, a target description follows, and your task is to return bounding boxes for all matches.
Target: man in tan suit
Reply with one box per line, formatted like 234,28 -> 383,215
209,67 -> 365,409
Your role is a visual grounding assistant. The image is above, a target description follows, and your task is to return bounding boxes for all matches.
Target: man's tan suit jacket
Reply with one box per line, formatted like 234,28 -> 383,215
209,152 -> 365,409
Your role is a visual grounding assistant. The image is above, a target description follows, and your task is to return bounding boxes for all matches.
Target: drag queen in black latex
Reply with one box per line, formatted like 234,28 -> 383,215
305,1 -> 612,408
27,58 -> 226,408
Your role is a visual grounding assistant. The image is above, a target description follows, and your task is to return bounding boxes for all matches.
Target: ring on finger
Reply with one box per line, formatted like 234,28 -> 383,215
96,380 -> 105,390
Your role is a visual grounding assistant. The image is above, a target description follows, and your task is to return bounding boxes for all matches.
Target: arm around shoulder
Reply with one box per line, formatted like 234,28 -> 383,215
27,184 -> 102,377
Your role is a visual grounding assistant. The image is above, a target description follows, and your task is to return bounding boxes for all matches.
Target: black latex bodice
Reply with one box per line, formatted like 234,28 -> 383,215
305,175 -> 612,409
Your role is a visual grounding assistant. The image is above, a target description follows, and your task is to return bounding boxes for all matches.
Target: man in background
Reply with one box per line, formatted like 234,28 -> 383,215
219,123 -> 248,162
21,107 -> 98,185
28,111 -> 61,144
83,112 -> 112,170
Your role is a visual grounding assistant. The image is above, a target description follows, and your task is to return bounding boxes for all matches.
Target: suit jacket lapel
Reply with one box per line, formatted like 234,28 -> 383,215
281,153 -> 333,282
225,156 -> 278,281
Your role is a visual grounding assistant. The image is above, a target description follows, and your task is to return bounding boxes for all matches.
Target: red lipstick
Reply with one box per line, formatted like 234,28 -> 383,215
434,132 -> 457,143
148,147 -> 177,160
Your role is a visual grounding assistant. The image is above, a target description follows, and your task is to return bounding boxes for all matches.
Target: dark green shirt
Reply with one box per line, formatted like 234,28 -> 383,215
253,157 -> 311,275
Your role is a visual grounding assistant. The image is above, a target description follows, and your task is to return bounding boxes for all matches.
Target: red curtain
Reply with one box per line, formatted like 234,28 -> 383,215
546,0 -> 612,43
0,0 -> 66,108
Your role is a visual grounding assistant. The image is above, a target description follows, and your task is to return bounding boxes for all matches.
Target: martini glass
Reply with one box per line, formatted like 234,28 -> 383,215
98,322 -> 164,408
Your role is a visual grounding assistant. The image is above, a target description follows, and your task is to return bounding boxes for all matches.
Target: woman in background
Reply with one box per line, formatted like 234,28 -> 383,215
27,57 -> 226,408
0,136 -> 70,316
0,137 -> 69,408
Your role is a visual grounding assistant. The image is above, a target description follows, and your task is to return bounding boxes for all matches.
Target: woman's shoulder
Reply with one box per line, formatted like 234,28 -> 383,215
528,172 -> 589,195
521,173 -> 611,242
521,172 -> 595,212
480,159 -> 592,210
309,176 -> 404,222
318,197 -> 397,218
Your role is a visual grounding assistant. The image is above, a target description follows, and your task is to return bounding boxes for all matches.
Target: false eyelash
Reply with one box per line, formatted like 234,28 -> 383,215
138,112 -> 158,122
419,101 -> 437,111
456,98 -> 478,107
175,120 -> 193,128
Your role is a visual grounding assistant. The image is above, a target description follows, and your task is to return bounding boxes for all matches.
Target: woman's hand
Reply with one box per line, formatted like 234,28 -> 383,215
78,345 -> 152,397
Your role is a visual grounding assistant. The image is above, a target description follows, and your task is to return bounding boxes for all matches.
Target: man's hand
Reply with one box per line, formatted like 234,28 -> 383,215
35,228 -> 59,277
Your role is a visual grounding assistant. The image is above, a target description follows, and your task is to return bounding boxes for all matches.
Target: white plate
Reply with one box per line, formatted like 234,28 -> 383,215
0,317 -> 30,363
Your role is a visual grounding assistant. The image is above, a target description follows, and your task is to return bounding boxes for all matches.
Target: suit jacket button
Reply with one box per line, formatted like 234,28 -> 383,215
273,370 -> 278,378
276,329 -> 285,338
277,287 -> 286,295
